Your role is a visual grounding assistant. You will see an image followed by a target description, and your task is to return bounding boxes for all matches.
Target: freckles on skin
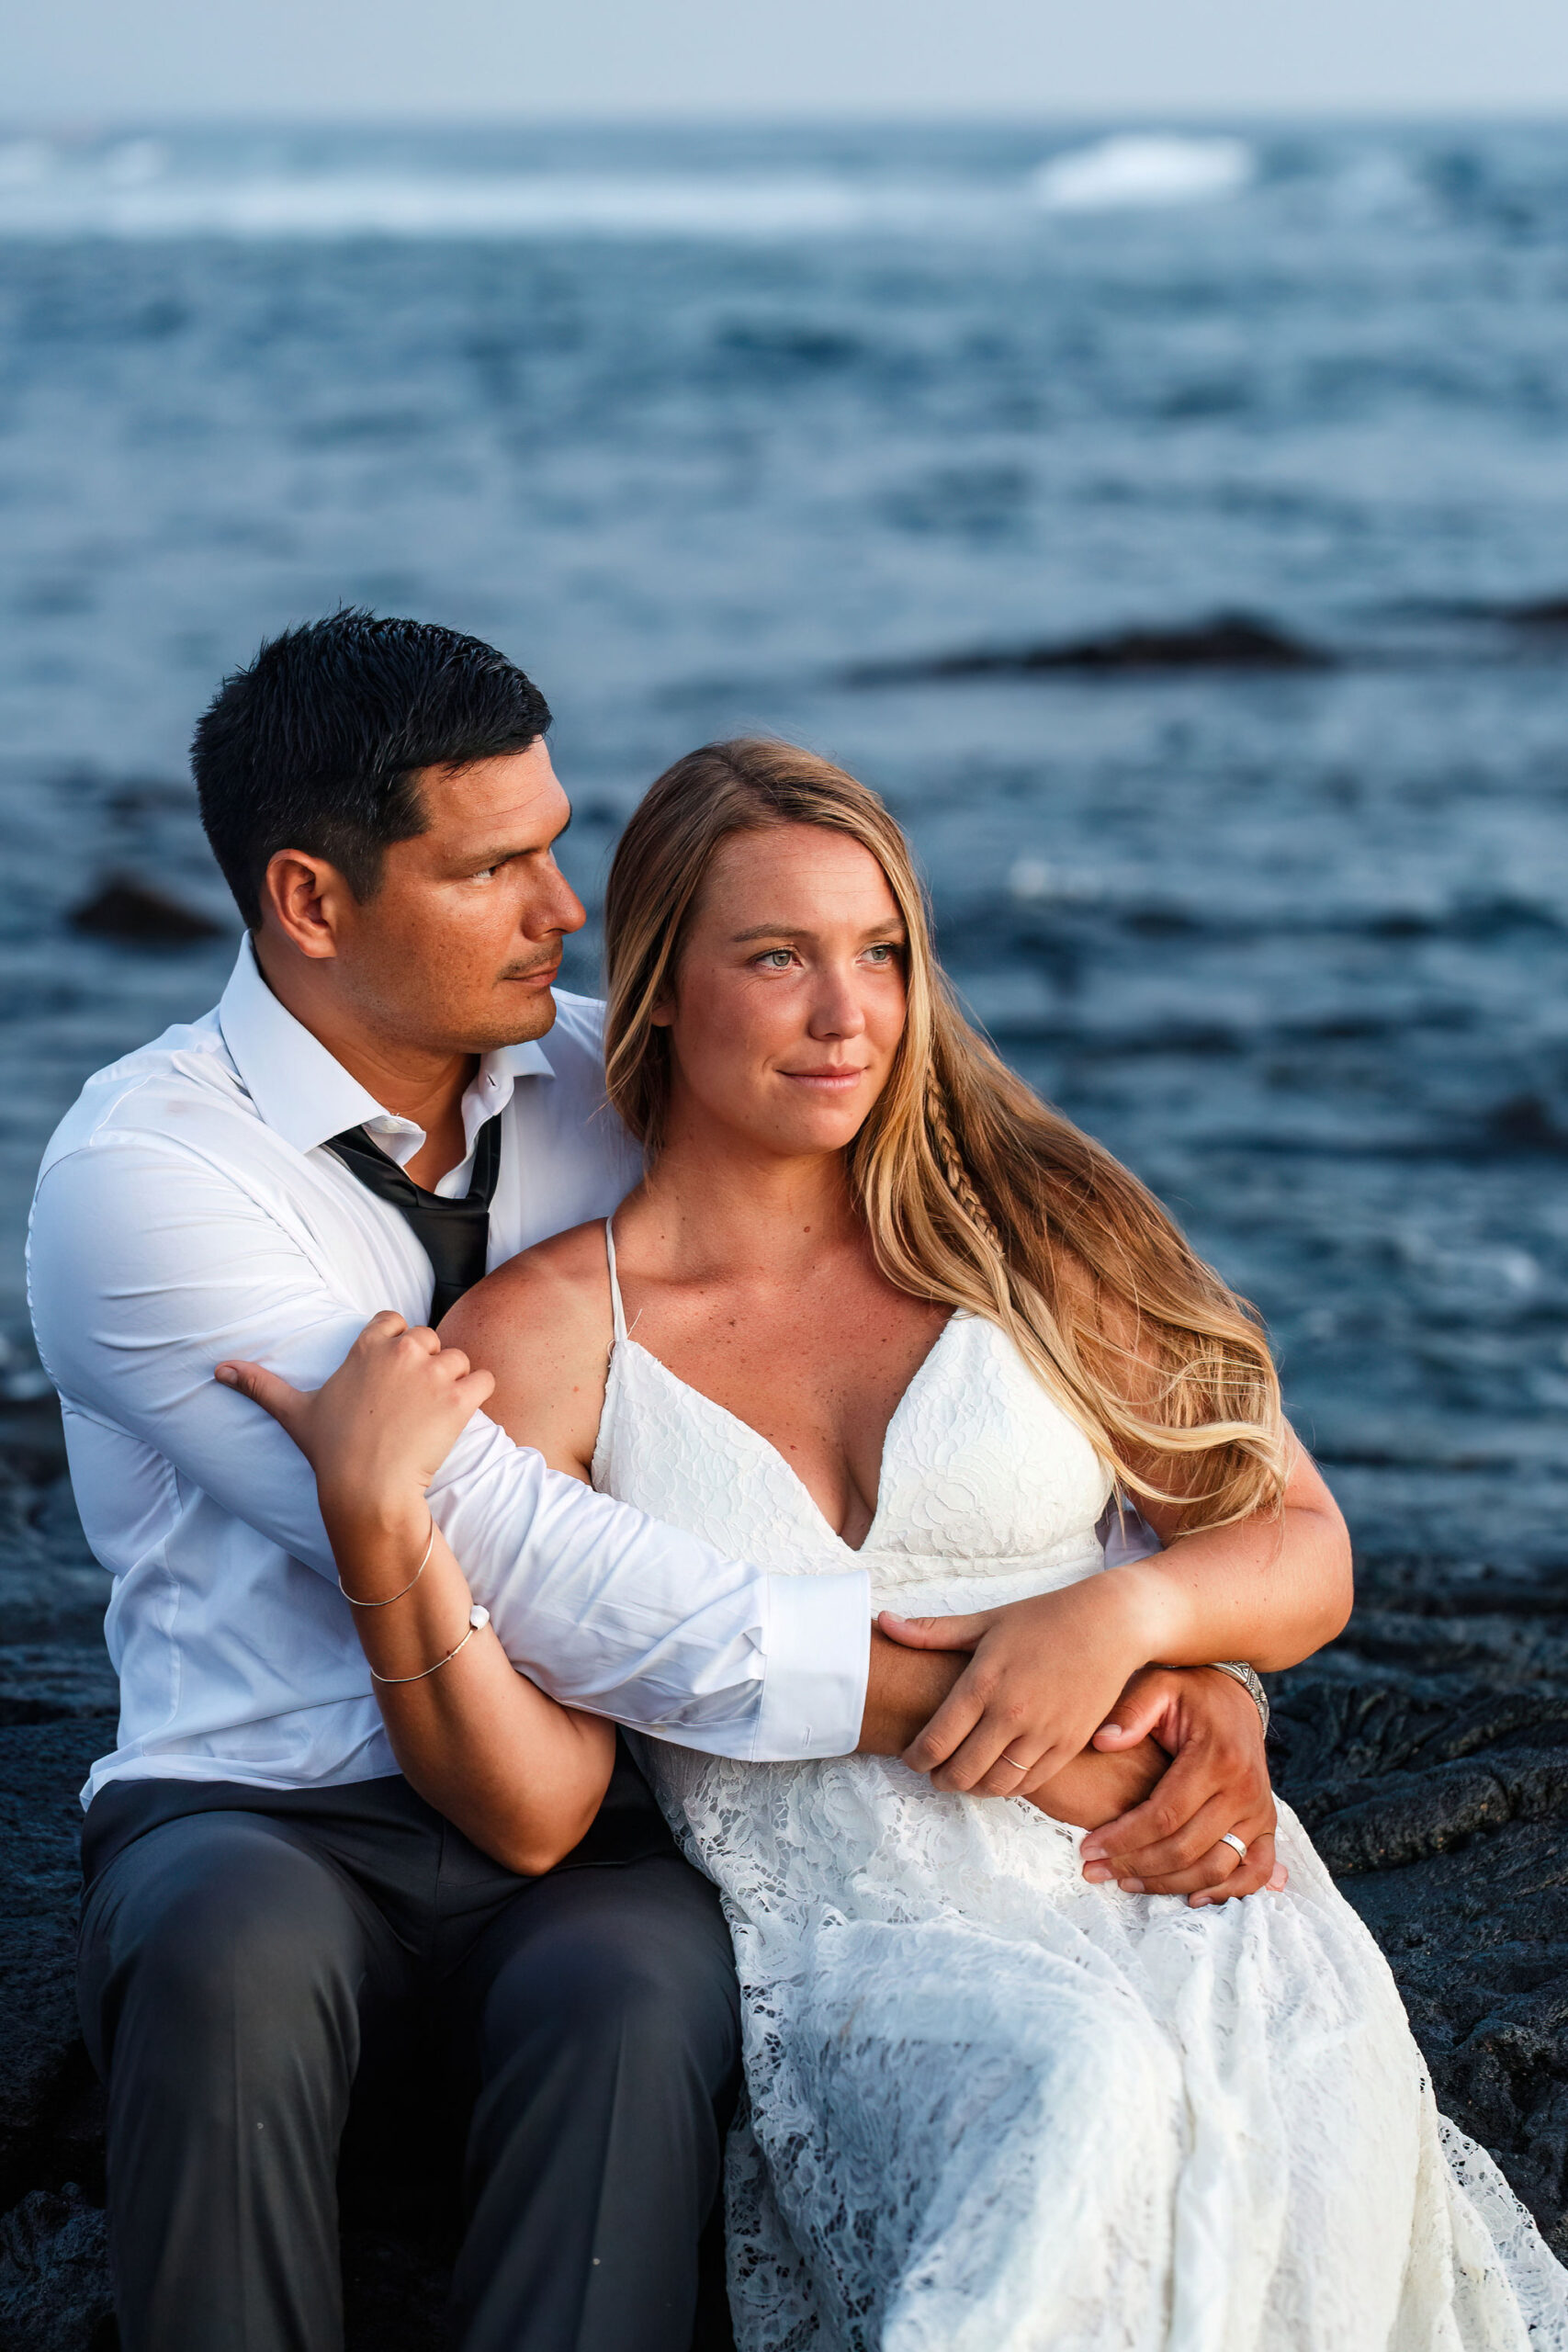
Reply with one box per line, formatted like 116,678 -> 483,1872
663,826 -> 910,1154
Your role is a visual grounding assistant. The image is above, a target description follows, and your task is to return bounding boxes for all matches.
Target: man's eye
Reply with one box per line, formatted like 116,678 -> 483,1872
470,866 -> 498,883
756,949 -> 795,969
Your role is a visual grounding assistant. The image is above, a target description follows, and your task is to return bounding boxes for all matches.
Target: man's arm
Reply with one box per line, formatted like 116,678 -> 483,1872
29,1138 -> 871,1760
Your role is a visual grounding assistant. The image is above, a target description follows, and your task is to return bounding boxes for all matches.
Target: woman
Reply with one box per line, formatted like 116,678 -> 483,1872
224,741 -> 1568,2348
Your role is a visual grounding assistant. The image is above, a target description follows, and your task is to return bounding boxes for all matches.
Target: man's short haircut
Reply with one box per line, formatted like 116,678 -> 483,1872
192,610 -> 553,929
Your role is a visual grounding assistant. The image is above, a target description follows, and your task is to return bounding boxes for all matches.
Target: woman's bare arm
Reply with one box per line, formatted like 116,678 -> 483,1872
216,1297 -> 617,1876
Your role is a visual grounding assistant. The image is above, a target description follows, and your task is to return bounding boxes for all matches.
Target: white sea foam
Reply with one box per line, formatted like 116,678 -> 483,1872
0,137 -> 1262,242
1032,134 -> 1254,213
0,156 -> 1013,242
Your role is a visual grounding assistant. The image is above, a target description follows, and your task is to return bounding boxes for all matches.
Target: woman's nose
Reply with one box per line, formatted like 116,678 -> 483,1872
808,966 -> 867,1037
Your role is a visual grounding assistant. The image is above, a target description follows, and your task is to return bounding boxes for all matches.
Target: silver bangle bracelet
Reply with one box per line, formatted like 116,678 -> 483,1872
338,1517 -> 435,1608
1204,1659 -> 1270,1736
369,1603 -> 491,1685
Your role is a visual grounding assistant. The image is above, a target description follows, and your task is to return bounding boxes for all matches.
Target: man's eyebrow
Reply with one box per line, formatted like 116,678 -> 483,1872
462,810 -> 571,866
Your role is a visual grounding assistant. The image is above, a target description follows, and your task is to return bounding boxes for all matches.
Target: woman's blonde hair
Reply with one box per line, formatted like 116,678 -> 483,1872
604,738 -> 1289,1529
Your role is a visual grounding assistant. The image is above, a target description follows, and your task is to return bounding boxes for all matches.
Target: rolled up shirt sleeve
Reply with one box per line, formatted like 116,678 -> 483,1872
430,1412 -> 872,1759
30,1132 -> 873,1761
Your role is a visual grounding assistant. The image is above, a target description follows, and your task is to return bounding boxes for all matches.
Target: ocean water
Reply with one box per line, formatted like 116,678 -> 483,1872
4,119 -> 1568,1561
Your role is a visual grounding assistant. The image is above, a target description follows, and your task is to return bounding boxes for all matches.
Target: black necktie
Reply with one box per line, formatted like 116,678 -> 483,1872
323,1114 -> 503,1325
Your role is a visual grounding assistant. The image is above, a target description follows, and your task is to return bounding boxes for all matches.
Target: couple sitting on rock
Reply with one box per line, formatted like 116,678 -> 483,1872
29,612 -> 1568,2351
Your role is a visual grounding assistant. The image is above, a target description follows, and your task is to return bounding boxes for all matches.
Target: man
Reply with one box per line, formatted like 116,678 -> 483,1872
28,614 -> 1278,2352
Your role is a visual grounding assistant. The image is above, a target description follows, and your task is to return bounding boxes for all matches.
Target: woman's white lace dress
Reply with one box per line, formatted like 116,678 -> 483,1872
591,1235 -> 1568,2351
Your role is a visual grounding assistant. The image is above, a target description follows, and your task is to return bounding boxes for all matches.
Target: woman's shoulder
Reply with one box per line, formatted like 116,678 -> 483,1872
440,1219 -> 617,1476
446,1218 -> 612,1354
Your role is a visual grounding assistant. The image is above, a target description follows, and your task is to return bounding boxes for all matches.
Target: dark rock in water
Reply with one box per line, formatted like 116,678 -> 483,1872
846,611 -> 1335,685
1404,590 -> 1568,631
1483,1093 -> 1568,1153
1446,594 -> 1568,629
67,876 -> 225,946
1496,595 -> 1568,628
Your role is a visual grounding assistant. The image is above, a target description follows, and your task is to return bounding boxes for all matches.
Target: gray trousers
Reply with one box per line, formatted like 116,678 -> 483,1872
76,1754 -> 740,2352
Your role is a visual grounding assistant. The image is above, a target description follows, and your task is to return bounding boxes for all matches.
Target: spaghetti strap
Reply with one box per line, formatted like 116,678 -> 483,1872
604,1216 -> 629,1345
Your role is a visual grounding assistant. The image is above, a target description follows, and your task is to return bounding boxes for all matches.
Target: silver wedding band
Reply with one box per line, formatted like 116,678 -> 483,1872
1220,1832 -> 1248,1860
1000,1753 -> 1029,1771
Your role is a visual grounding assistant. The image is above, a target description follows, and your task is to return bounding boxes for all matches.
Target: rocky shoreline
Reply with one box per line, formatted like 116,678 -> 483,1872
3,1400 -> 1565,2347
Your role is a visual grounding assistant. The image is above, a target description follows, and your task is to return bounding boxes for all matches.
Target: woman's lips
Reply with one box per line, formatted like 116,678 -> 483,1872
780,1066 -> 868,1090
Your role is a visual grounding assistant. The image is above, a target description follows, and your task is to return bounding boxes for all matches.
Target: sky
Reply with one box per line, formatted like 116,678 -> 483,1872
7,0 -> 1568,122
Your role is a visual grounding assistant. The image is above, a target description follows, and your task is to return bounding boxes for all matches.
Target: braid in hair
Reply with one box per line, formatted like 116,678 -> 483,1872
924,1069 -> 1001,1248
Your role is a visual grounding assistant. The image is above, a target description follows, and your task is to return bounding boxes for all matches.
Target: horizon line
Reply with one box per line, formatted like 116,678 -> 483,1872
7,103 -> 1568,132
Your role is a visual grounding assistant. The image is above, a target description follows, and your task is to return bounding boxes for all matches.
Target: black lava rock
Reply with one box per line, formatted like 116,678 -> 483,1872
846,610 -> 1335,684
67,876 -> 225,946
0,2188 -> 112,2352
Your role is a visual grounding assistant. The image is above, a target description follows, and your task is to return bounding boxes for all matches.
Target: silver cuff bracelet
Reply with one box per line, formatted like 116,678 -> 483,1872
1204,1659 -> 1270,1736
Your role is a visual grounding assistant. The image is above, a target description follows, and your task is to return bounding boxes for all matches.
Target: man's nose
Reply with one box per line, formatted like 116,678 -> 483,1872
524,864 -> 586,939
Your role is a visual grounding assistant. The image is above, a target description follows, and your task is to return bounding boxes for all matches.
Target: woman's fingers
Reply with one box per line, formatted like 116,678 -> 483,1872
878,1610 -> 993,1655
900,1681 -> 986,1778
213,1358 -> 311,1442
358,1309 -> 412,1345
975,1735 -> 1066,1797
935,1717 -> 1077,1796
455,1366 -> 496,1414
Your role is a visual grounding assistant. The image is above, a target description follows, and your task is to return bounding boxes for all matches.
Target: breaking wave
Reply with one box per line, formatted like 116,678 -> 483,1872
1032,134 -> 1254,212
0,129 -> 1256,243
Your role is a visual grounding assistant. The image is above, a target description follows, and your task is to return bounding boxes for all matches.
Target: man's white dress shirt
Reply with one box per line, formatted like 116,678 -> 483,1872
28,944 -> 872,1807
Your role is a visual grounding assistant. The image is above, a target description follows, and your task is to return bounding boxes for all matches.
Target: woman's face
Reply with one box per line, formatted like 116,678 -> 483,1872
657,823 -> 909,1162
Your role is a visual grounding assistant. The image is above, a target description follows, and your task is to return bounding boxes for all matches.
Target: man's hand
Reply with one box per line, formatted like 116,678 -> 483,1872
1078,1666 -> 1286,1905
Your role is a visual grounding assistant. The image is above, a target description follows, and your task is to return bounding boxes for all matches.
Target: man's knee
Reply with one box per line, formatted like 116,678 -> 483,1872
482,1860 -> 739,2102
81,1812 -> 370,2079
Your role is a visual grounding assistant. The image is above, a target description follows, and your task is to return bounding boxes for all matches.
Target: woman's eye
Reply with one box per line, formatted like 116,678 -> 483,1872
863,943 -> 900,965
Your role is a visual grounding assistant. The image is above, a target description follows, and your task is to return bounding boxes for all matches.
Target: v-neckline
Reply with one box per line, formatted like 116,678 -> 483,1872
616,1313 -> 961,1557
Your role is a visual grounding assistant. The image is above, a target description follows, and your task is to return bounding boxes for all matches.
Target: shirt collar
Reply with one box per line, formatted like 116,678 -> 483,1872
216,939 -> 555,1160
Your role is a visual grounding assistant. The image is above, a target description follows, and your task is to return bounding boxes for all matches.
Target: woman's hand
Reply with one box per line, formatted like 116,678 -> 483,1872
882,1569 -> 1159,1798
216,1312 -> 494,1544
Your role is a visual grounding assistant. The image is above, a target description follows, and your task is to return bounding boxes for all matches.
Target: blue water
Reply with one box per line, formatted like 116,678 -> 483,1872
4,119 -> 1568,1560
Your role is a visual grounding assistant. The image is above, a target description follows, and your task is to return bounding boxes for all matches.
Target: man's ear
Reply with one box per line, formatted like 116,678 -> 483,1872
260,849 -> 355,961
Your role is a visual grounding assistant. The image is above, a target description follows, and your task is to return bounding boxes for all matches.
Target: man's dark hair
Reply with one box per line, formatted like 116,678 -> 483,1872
192,611 -> 552,929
